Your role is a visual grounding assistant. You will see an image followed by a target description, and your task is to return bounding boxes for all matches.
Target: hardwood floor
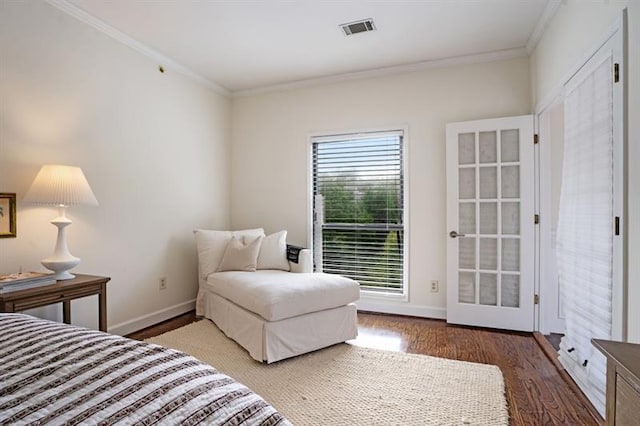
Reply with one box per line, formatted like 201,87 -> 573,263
126,312 -> 199,340
128,311 -> 601,425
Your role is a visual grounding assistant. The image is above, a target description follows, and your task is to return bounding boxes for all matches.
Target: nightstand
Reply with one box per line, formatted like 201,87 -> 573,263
0,274 -> 111,331
592,339 -> 640,425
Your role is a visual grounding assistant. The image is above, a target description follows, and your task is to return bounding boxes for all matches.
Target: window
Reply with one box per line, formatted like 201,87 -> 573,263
311,130 -> 406,294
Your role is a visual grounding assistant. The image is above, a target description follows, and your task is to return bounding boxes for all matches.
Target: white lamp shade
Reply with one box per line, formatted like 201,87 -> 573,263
24,165 -> 98,206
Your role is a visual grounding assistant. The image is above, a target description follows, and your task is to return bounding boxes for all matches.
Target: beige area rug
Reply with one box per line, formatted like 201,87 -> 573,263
147,320 -> 508,426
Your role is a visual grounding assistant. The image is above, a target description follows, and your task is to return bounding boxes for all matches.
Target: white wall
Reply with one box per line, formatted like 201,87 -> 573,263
231,57 -> 530,317
530,0 -> 627,109
0,1 -> 231,333
531,0 -> 640,342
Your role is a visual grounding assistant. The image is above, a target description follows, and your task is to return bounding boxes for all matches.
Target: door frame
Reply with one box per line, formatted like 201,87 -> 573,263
536,95 -> 566,334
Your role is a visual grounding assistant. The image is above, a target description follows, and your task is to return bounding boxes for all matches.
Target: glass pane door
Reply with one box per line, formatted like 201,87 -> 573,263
458,129 -> 521,307
446,115 -> 534,331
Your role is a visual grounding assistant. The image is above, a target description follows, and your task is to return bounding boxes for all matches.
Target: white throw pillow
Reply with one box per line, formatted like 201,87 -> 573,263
217,235 -> 263,272
195,228 -> 264,278
257,230 -> 290,271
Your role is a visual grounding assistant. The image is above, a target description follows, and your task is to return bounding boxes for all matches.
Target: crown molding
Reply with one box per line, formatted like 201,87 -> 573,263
45,0 -> 230,97
44,0 -> 541,100
232,47 -> 528,98
526,0 -> 562,54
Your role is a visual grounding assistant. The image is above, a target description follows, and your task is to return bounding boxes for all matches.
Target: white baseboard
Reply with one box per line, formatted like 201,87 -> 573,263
109,299 -> 196,336
356,299 -> 446,320
108,298 -> 444,336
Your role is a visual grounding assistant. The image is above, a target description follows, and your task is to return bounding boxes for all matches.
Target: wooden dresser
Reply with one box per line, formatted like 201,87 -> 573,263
592,339 -> 640,425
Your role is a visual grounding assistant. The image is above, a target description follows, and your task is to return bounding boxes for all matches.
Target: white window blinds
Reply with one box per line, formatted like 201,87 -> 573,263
312,131 -> 405,293
556,55 -> 614,415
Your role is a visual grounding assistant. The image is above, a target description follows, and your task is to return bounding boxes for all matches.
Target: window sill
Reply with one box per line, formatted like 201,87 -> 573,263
360,289 -> 408,302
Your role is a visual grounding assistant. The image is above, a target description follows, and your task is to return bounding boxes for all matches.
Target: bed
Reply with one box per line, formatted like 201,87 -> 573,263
0,313 -> 291,426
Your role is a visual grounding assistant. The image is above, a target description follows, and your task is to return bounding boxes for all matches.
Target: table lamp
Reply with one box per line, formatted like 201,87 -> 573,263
23,165 -> 98,280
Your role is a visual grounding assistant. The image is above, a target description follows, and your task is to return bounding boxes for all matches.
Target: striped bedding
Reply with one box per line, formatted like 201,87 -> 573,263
0,313 -> 291,426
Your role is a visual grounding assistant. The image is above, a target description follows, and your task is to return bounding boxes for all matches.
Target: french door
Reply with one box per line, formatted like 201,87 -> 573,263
446,115 -> 535,331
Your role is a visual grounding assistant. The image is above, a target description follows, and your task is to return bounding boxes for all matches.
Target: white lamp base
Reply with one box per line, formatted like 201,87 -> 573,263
42,207 -> 81,281
42,259 -> 80,280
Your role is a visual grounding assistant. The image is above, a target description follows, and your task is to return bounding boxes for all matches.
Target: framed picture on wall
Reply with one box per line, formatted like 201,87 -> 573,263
0,193 -> 17,238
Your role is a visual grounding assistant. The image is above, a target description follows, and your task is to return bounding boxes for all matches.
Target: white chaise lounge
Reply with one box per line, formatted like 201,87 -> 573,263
195,228 -> 360,363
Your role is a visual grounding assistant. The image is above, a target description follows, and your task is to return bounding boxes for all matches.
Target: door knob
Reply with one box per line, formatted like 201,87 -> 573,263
449,231 -> 465,238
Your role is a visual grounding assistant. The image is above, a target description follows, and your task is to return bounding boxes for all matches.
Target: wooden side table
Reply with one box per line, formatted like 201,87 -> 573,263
592,339 -> 640,425
0,274 -> 111,331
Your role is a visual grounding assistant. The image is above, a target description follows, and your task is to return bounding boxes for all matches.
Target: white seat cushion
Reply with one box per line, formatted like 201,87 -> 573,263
206,270 -> 360,321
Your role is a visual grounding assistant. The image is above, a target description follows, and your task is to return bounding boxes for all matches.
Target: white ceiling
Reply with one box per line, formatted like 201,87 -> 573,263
65,0 -> 552,94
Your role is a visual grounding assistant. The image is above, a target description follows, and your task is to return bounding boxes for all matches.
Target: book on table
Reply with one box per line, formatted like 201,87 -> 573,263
0,272 -> 57,293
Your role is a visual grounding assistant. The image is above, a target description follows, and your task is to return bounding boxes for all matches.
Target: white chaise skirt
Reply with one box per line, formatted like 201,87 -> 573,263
202,291 -> 358,363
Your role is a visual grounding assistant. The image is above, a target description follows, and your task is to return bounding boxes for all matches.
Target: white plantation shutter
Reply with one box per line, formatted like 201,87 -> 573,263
312,131 -> 405,293
556,55 -> 613,414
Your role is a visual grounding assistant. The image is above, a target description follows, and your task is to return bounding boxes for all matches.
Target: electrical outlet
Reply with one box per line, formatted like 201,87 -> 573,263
430,280 -> 439,292
159,277 -> 167,290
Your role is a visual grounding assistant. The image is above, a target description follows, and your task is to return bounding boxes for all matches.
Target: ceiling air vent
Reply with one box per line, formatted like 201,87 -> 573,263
340,19 -> 376,36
